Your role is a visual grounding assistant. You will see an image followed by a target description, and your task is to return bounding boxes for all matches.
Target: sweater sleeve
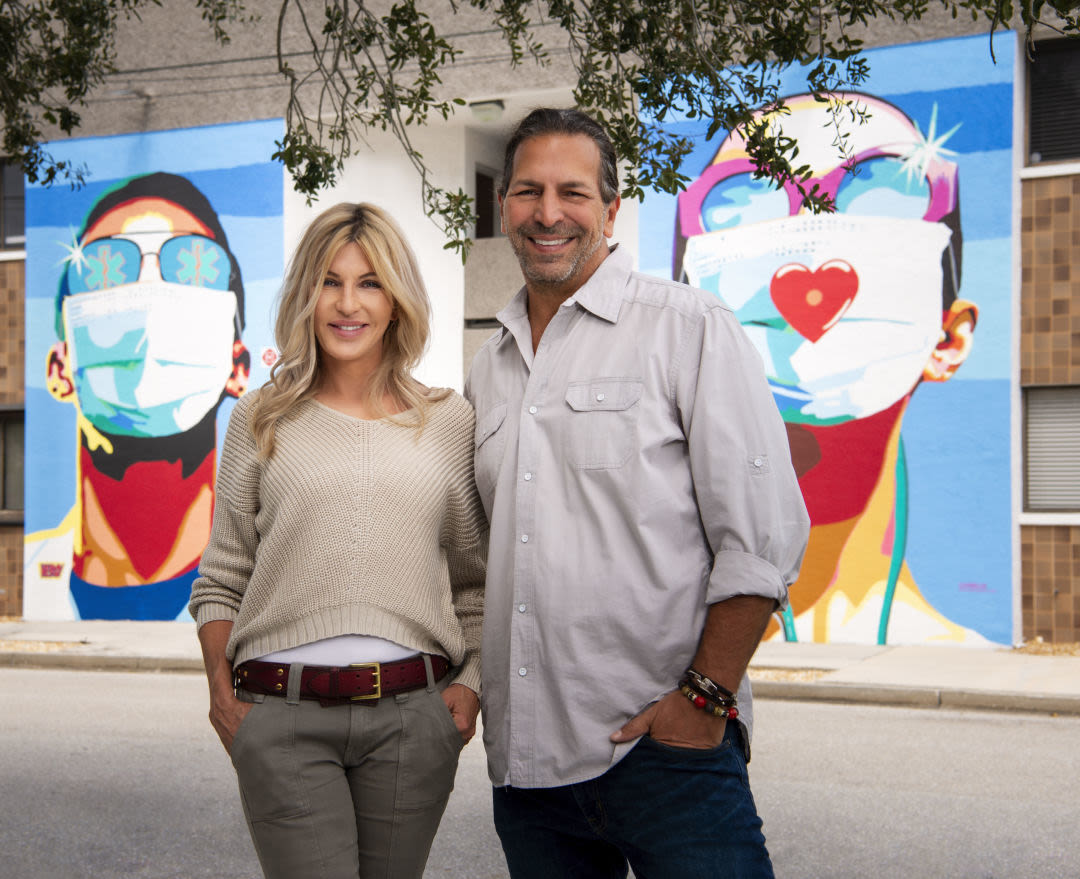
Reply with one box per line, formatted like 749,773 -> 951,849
188,394 -> 262,629
443,399 -> 489,694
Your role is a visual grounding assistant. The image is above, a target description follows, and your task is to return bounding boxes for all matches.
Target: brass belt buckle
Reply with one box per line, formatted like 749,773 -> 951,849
348,662 -> 381,700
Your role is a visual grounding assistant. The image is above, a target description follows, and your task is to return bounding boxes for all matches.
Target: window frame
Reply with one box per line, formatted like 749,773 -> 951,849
1023,385 -> 1080,513
1027,36 -> 1080,166
0,406 -> 24,524
0,159 -> 25,251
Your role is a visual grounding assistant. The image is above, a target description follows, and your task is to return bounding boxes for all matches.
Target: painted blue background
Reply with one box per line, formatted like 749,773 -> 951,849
639,34 -> 1015,643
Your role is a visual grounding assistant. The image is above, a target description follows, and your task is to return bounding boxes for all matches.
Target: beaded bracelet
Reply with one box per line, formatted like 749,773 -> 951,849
679,683 -> 739,719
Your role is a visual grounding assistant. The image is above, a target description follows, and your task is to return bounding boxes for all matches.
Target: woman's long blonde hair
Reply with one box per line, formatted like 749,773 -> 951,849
251,202 -> 447,457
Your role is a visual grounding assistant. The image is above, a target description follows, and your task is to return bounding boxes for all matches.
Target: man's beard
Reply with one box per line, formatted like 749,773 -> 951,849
509,222 -> 603,290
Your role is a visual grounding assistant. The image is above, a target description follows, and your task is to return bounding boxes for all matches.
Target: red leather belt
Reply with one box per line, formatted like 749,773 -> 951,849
235,654 -> 450,707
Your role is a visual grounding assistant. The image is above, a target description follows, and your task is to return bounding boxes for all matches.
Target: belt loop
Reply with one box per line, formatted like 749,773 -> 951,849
422,654 -> 436,692
286,663 -> 304,705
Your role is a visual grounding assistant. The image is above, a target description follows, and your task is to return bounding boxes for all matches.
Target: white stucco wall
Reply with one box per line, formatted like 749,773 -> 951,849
284,125 -> 469,391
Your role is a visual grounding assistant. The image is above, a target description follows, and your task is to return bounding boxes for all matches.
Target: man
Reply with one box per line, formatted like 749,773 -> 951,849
675,94 -> 985,645
465,108 -> 810,878
24,172 -> 249,620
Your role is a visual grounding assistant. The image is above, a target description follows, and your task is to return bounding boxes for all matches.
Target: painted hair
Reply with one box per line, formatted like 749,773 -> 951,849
251,202 -> 446,457
499,108 -> 620,204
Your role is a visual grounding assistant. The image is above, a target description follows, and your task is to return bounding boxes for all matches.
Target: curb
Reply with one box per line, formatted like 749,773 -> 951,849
750,678 -> 1080,716
1,652 -> 203,674
5,654 -> 1080,717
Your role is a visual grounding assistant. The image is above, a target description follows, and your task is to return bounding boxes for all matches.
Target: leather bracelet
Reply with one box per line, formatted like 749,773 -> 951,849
685,666 -> 736,702
679,683 -> 739,719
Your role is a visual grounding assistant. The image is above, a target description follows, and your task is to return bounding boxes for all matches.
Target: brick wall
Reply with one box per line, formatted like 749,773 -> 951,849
1021,525 -> 1080,643
1020,174 -> 1080,643
0,260 -> 25,406
0,526 -> 22,616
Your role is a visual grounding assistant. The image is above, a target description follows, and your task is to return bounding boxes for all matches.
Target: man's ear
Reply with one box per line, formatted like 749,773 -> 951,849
46,342 -> 76,402
923,298 -> 977,383
225,340 -> 250,398
498,193 -> 507,236
603,195 -> 621,238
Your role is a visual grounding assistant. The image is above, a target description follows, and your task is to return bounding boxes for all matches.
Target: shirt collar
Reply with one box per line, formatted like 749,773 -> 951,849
564,244 -> 631,323
494,243 -> 633,333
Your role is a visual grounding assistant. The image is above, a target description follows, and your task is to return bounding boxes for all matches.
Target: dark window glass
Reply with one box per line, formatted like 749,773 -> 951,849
1,161 -> 25,249
1029,38 -> 1080,164
475,169 -> 496,239
1,412 -> 24,514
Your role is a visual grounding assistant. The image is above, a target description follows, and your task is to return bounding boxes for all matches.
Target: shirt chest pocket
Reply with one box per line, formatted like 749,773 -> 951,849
564,378 -> 644,470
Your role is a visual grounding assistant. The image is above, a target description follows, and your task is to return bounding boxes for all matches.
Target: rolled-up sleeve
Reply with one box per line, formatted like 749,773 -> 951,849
675,306 -> 810,608
188,397 -> 261,628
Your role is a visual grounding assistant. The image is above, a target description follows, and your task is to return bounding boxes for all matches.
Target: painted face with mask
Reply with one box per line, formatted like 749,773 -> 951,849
55,198 -> 242,439
676,94 -> 965,426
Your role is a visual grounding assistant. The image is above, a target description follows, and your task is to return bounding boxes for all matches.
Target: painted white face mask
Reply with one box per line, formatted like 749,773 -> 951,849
62,283 -> 238,438
682,214 -> 953,424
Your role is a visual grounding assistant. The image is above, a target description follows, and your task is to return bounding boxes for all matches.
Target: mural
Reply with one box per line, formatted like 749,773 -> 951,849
24,121 -> 283,620
640,34 -> 1014,644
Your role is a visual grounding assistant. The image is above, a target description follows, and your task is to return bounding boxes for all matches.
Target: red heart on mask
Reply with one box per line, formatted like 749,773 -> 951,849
769,260 -> 858,342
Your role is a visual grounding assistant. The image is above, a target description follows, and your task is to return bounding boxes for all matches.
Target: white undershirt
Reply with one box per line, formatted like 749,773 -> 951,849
259,634 -> 419,666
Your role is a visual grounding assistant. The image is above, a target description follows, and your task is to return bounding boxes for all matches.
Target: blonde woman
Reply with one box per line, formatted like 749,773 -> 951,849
190,203 -> 487,879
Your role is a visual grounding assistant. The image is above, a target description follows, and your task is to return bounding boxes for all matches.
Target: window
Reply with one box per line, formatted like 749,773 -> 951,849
0,409 -> 23,523
1024,387 -> 1080,511
1028,37 -> 1080,164
474,167 -> 502,239
0,160 -> 25,250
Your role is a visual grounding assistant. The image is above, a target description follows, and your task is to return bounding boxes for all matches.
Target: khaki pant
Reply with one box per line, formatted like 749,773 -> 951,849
231,669 -> 464,879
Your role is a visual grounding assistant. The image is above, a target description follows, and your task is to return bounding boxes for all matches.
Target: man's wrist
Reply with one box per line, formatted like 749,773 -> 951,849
684,666 -> 736,701
678,666 -> 739,719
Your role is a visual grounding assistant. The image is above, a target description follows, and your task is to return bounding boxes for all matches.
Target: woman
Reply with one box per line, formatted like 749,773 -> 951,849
189,203 -> 487,879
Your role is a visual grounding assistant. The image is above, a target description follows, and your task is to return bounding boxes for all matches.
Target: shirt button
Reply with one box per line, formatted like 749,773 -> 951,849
528,405 -> 538,415
753,457 -> 763,468
523,472 -> 533,481
518,603 -> 527,613
596,392 -> 606,402
521,534 -> 529,543
518,667 -> 527,677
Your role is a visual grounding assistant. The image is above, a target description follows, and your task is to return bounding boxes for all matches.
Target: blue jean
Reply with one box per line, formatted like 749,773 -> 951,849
493,720 -> 774,879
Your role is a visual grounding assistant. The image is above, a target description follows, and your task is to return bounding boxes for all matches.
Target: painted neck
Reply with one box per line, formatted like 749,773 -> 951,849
788,395 -> 909,526
73,425 -> 217,587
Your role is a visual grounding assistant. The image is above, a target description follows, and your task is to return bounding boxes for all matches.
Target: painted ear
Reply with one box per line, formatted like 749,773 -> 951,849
923,299 -> 977,383
46,342 -> 76,402
226,340 -> 250,398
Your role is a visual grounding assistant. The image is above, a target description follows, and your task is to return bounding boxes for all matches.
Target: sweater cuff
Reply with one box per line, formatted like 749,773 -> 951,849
451,653 -> 482,695
193,602 -> 239,630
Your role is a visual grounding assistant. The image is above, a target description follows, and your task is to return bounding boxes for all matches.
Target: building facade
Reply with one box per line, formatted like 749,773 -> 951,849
1,4 -> 1077,643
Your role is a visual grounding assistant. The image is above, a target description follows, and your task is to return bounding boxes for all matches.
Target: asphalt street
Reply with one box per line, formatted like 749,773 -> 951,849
2,667 -> 1078,879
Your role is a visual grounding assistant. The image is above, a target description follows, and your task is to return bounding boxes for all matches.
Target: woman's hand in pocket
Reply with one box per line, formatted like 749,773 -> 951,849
209,689 -> 254,754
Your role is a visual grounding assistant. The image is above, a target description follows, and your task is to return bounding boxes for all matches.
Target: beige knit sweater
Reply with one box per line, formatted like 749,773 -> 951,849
188,389 -> 488,693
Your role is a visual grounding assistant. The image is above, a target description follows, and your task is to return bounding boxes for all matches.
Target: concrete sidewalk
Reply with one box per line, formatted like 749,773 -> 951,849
2,619 -> 1079,716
